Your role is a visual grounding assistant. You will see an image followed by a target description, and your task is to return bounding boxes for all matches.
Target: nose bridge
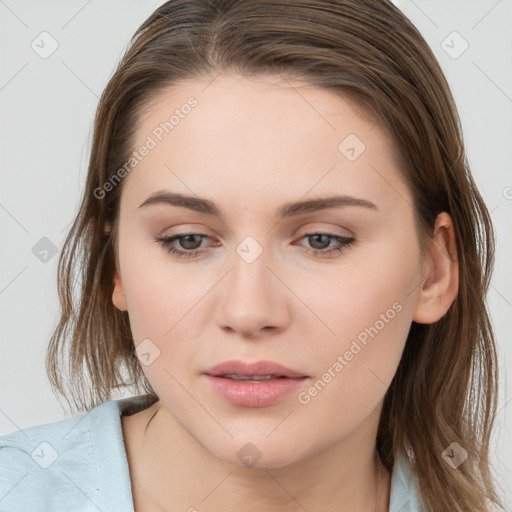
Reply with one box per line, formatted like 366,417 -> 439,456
230,235 -> 274,304
216,235 -> 287,334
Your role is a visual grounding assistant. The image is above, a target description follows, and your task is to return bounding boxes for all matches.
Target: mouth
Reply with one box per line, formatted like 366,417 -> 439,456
203,359 -> 309,380
202,360 -> 309,407
214,374 -> 292,382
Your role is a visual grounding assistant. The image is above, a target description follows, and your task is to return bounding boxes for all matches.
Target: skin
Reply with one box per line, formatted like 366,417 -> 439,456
110,72 -> 458,512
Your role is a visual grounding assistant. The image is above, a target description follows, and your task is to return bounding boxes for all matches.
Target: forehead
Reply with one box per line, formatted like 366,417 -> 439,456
134,72 -> 385,149
123,73 -> 411,215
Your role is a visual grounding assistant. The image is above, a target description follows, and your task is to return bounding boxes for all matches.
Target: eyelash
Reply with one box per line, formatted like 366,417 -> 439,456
154,231 -> 355,259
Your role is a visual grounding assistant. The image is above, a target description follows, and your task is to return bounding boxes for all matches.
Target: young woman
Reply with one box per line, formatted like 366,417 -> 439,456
0,1 -> 507,511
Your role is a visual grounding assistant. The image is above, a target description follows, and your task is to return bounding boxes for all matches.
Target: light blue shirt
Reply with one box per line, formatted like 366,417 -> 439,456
0,394 -> 421,511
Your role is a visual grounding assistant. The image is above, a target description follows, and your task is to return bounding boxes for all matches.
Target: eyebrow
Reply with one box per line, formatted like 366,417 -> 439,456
138,191 -> 378,220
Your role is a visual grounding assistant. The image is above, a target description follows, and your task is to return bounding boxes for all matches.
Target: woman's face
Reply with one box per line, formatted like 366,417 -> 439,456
113,73 -> 429,467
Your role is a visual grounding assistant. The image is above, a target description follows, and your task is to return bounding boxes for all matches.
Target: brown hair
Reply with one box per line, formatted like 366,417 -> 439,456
46,1 -> 506,510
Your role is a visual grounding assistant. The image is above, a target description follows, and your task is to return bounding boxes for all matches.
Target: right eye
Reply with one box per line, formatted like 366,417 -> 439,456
154,233 -> 213,259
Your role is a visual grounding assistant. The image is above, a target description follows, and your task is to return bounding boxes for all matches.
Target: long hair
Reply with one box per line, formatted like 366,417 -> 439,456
46,1 -> 505,510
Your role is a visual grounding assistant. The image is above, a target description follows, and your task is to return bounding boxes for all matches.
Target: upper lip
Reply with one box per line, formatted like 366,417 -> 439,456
204,360 -> 309,378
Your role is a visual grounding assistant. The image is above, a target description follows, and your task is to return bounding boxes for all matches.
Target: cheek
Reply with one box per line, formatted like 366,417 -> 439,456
290,235 -> 420,398
291,275 -> 414,444
119,250 -> 221,398
289,243 -> 418,341
119,231 -> 207,340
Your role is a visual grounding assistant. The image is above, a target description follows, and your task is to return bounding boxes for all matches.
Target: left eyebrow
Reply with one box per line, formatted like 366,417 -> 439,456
138,191 -> 378,221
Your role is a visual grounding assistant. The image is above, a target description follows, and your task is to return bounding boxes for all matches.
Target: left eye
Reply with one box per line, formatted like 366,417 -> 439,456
297,231 -> 355,257
154,231 -> 355,259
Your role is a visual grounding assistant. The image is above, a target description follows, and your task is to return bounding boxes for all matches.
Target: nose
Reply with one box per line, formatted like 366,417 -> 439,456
215,243 -> 290,339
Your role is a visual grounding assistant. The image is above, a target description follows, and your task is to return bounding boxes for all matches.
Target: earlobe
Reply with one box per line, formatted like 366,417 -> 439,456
112,267 -> 128,312
412,212 -> 459,324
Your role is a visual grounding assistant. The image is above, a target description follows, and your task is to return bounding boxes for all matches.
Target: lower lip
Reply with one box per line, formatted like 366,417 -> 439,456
203,375 -> 308,407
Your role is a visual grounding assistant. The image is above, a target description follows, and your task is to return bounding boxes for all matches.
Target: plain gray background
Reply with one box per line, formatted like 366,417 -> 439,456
1,0 -> 511,505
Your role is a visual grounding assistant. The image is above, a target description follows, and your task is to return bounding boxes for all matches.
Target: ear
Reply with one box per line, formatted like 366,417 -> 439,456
412,212 -> 459,324
106,222 -> 128,312
112,268 -> 128,312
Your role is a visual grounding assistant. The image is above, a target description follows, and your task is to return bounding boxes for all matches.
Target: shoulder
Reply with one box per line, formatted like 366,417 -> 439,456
0,400 -> 120,512
389,452 -> 423,511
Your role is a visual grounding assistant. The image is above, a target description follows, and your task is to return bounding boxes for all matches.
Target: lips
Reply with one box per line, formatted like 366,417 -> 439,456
203,359 -> 308,379
203,359 -> 309,407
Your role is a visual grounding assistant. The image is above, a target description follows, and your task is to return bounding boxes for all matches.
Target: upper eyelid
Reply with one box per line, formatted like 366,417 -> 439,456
160,223 -> 354,238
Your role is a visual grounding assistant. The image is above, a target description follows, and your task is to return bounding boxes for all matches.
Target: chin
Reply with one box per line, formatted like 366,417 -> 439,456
203,435 -> 309,470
